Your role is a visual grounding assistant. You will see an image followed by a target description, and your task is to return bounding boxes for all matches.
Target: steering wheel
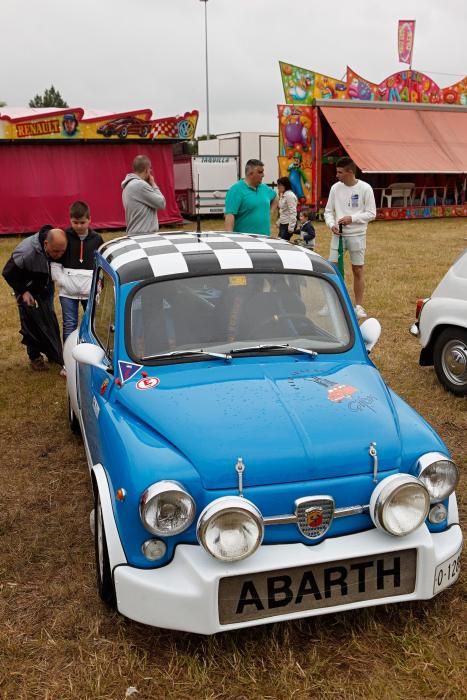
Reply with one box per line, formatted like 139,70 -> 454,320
253,313 -> 316,336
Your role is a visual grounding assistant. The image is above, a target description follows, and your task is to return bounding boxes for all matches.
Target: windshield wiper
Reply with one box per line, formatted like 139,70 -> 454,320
141,348 -> 232,361
230,344 -> 318,358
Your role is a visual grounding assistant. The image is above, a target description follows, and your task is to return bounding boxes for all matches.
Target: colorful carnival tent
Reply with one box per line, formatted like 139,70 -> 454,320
0,107 -> 198,234
278,63 -> 467,220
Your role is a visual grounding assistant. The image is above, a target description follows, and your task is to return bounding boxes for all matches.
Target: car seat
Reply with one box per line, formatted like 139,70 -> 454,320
237,280 -> 308,340
168,286 -> 217,349
216,278 -> 262,343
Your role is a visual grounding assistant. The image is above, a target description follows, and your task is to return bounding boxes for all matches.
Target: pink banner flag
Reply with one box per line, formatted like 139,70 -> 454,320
398,20 -> 416,64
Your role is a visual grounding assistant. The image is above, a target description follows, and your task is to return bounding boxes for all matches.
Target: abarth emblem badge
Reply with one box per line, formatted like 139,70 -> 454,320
306,507 -> 323,528
295,496 -> 335,539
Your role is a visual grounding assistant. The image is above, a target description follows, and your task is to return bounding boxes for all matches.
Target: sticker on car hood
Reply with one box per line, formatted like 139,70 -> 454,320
136,376 -> 160,390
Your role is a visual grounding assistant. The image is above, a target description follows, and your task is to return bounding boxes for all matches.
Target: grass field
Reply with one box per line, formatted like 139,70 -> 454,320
0,218 -> 466,700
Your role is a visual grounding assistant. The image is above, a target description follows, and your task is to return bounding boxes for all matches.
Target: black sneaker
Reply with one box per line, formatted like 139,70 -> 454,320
30,357 -> 48,371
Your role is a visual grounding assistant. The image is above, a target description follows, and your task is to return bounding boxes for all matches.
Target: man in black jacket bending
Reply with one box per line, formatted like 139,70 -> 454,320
2,226 -> 67,370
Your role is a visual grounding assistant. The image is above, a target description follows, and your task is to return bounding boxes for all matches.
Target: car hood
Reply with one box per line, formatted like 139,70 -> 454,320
115,359 -> 403,489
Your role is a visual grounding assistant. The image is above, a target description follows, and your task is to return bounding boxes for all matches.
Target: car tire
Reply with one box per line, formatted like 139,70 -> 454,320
68,394 -> 81,436
433,327 -> 467,396
119,127 -> 128,139
94,491 -> 116,607
140,126 -> 149,137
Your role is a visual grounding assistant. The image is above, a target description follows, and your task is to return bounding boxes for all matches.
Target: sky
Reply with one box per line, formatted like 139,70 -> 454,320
2,0 -> 466,135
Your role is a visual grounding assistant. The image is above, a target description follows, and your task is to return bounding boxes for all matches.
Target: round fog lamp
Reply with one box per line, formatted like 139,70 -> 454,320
370,474 -> 430,537
428,503 -> 448,524
197,496 -> 263,562
142,538 -> 167,560
418,454 -> 459,503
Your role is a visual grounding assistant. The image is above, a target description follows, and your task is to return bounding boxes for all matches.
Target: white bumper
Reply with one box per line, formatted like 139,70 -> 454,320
418,297 -> 467,348
114,524 -> 462,634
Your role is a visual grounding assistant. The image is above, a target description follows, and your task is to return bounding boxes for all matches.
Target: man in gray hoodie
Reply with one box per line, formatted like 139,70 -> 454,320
121,155 -> 166,234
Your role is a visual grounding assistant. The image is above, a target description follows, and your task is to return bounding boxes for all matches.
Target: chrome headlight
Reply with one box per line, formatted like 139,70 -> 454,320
140,481 -> 195,536
370,474 -> 430,536
417,453 -> 459,503
197,496 -> 264,562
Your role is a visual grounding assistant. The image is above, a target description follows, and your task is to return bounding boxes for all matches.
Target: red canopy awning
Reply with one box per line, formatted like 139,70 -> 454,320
320,105 -> 467,174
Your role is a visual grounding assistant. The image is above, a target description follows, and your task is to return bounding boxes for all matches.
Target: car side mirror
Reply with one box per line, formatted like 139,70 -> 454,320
360,318 -> 381,353
72,343 -> 109,371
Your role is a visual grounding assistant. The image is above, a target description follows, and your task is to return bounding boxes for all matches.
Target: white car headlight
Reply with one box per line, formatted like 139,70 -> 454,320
197,496 -> 264,562
417,453 -> 459,503
370,474 -> 430,536
140,481 -> 195,536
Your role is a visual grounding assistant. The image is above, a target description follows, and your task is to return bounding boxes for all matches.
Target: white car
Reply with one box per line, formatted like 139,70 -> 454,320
410,249 -> 467,396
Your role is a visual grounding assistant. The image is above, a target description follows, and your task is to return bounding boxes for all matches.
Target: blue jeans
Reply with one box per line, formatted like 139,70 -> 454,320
60,296 -> 87,342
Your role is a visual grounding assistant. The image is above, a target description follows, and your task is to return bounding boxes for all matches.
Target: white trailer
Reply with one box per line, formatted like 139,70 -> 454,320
174,155 -> 239,217
198,132 -> 278,186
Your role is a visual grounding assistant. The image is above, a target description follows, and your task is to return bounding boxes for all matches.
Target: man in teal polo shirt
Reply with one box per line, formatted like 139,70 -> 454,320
225,159 -> 278,236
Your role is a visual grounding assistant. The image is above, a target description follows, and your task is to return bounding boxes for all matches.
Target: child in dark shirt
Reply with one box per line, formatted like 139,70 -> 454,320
51,201 -> 103,344
297,207 -> 316,249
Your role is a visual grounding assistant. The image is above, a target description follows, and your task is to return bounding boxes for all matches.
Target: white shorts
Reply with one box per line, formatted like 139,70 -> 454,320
329,234 -> 366,266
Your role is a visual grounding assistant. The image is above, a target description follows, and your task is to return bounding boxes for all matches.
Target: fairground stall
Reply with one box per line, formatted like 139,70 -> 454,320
278,62 -> 467,220
0,107 -> 198,234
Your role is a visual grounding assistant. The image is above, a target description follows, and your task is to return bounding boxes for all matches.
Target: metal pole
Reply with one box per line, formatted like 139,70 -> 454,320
200,0 -> 210,139
409,20 -> 416,70
338,223 -> 344,277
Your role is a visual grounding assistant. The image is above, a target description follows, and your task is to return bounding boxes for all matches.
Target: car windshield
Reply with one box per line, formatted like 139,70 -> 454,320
129,272 -> 351,363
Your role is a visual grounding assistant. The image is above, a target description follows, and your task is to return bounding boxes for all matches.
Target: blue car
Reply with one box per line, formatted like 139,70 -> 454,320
65,231 -> 462,634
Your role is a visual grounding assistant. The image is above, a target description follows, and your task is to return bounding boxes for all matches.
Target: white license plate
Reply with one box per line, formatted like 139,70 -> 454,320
219,549 -> 416,625
433,547 -> 462,594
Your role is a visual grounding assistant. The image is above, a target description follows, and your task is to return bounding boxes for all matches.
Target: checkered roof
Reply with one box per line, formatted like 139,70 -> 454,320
100,232 -> 335,284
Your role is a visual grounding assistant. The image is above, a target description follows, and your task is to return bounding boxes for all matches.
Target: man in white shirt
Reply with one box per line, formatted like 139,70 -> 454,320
324,157 -> 376,319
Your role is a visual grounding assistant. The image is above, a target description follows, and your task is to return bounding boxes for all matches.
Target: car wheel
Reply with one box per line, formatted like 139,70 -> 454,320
140,126 -> 149,137
68,393 -> 81,436
94,491 -> 116,606
119,127 -> 128,139
433,327 -> 467,396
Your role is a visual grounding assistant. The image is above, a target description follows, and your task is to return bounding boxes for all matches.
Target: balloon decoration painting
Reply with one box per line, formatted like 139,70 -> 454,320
279,62 -> 466,106
278,105 -> 316,206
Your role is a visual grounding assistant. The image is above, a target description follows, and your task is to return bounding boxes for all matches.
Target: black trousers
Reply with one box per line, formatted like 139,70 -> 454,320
279,224 -> 293,240
17,286 -> 55,360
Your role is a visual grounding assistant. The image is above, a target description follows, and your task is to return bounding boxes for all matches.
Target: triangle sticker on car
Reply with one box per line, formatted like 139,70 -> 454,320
118,361 -> 143,384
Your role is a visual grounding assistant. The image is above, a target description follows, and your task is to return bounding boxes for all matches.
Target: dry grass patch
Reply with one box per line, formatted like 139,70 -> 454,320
0,219 -> 466,699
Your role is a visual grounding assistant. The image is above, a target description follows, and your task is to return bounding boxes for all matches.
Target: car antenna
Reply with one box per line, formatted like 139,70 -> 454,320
196,172 -> 202,237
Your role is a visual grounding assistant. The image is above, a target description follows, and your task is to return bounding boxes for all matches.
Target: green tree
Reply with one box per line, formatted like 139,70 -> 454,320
29,85 -> 68,108
0,100 -> 6,108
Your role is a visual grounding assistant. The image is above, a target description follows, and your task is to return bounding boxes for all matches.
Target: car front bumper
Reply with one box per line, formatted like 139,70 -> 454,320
113,523 -> 462,634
